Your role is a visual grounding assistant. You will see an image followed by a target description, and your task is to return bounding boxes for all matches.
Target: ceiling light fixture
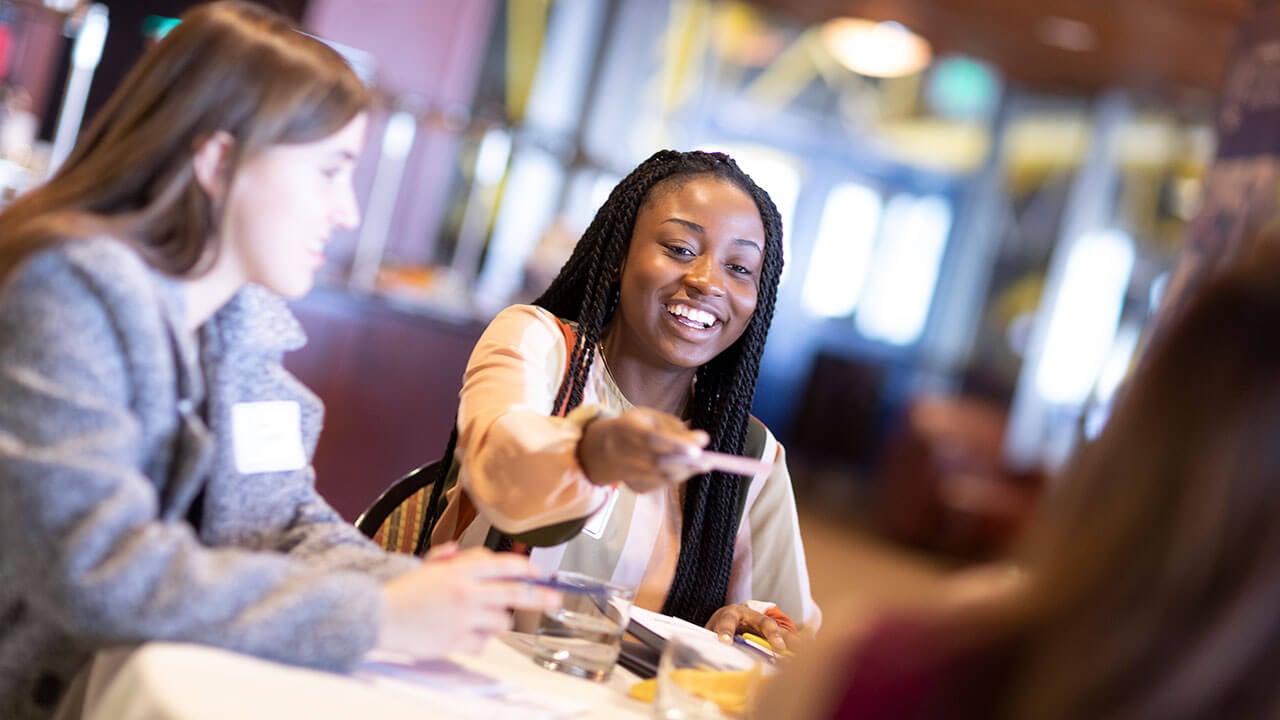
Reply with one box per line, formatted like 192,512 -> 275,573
1036,16 -> 1098,52
821,18 -> 932,78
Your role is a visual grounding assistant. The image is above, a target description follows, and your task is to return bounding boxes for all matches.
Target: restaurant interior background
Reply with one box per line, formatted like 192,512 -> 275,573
0,0 -> 1248,580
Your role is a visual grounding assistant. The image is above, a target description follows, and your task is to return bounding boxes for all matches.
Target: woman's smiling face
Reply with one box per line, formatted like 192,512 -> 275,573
614,174 -> 766,372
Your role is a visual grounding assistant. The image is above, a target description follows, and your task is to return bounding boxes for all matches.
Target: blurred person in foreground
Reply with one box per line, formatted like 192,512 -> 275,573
755,249 -> 1280,719
0,4 -> 555,719
389,149 -> 820,648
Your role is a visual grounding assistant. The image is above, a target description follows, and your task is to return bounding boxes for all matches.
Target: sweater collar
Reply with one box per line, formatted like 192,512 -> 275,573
205,284 -> 307,356
154,272 -> 306,360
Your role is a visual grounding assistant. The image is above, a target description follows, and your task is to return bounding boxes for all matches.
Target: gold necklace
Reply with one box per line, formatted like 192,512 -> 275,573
596,341 -> 622,393
597,341 -> 691,419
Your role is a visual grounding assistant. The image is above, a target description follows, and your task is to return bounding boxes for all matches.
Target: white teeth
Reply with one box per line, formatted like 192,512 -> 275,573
665,304 -> 716,329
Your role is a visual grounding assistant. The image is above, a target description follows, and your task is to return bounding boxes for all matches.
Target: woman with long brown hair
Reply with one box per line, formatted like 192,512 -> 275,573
756,251 -> 1280,719
0,4 -> 554,719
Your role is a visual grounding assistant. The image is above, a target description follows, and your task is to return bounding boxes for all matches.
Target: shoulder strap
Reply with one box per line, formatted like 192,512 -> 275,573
551,315 -> 578,417
745,414 -> 768,461
734,415 -> 770,524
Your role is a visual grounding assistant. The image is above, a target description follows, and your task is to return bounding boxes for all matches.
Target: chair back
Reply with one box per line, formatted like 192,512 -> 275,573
356,459 -> 444,553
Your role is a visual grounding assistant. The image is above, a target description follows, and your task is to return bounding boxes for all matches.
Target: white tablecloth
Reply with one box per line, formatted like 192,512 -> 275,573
83,633 -> 652,720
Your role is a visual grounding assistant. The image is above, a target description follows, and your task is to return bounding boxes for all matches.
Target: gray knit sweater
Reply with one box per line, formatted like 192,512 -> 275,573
0,237 -> 417,720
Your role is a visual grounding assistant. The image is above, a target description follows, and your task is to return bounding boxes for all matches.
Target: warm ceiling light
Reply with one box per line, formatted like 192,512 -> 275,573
821,18 -> 932,78
1036,16 -> 1097,52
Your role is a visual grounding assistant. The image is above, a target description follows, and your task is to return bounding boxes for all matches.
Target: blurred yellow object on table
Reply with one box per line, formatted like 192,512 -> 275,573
628,678 -> 657,702
629,666 -> 762,716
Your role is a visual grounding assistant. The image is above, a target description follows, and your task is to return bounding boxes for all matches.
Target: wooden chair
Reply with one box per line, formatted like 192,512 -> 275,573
355,459 -> 444,554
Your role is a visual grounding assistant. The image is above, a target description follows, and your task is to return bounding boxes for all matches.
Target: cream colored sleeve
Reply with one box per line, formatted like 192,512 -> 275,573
456,305 -> 613,534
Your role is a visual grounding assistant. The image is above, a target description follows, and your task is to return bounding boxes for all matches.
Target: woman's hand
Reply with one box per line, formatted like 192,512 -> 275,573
705,602 -> 799,653
578,407 -> 710,493
375,544 -> 560,658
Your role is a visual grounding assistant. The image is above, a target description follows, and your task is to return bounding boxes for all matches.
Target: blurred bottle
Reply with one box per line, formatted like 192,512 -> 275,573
0,84 -> 37,166
0,83 -> 36,204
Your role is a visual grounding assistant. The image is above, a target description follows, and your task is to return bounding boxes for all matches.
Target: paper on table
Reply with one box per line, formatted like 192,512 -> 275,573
357,649 -> 592,719
627,606 -> 719,653
356,651 -> 506,695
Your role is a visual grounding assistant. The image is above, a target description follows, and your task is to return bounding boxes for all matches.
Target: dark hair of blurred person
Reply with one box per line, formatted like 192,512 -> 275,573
756,247 -> 1280,720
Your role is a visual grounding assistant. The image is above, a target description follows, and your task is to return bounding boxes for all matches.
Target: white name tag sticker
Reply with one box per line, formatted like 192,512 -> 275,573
231,401 -> 307,474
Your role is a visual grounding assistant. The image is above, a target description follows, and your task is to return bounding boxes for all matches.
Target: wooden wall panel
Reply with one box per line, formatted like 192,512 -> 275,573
285,289 -> 485,521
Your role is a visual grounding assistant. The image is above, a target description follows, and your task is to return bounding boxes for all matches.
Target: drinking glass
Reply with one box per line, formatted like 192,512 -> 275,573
654,633 -> 769,719
530,571 -> 634,681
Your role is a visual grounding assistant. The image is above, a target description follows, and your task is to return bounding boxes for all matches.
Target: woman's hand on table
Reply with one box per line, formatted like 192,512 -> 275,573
376,544 -> 560,657
578,407 -> 710,493
705,602 -> 799,653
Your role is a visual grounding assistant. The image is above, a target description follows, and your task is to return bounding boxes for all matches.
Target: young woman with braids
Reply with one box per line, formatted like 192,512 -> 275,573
0,5 -> 555,718
422,149 -> 820,649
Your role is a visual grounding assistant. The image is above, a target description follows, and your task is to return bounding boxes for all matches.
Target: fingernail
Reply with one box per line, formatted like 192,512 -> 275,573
718,633 -> 731,643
